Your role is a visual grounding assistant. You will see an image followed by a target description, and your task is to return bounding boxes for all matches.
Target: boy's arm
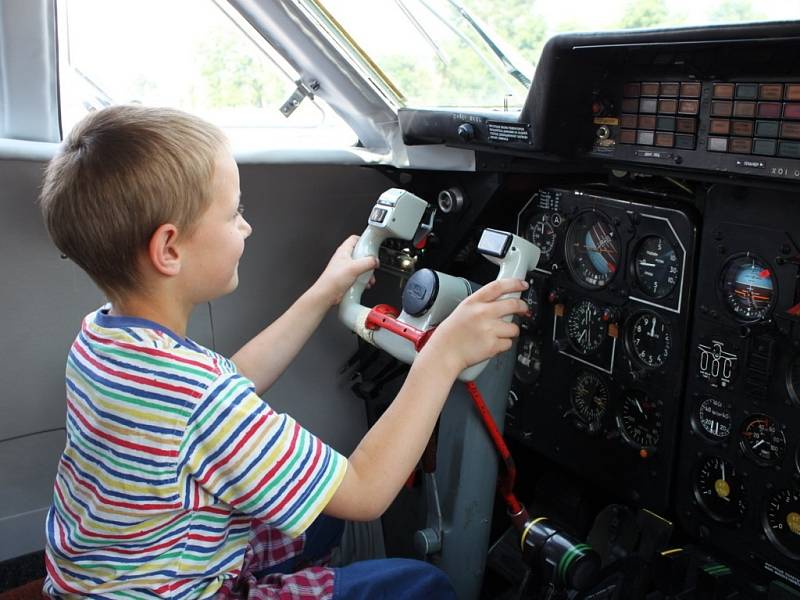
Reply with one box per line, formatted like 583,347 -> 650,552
231,235 -> 376,395
324,277 -> 529,521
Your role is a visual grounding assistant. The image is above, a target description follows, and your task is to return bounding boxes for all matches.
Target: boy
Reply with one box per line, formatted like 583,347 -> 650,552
39,105 -> 528,599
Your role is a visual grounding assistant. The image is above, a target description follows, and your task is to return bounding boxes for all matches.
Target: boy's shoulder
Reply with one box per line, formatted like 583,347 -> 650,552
77,306 -> 239,386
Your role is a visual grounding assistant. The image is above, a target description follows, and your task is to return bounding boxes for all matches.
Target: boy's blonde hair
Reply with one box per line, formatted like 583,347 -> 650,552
40,105 -> 228,301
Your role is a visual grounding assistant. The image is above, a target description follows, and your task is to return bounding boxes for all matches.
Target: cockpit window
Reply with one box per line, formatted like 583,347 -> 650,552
56,0 -> 357,147
303,0 -> 800,111
301,0 -> 534,110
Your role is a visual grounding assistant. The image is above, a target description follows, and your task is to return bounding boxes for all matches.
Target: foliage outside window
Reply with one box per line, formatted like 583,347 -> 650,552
56,0 -> 357,147
314,0 -> 800,111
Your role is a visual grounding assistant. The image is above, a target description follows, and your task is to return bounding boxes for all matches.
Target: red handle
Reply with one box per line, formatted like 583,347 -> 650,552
365,304 -> 437,352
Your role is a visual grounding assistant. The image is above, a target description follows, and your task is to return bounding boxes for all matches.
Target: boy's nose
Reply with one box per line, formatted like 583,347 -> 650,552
241,218 -> 253,238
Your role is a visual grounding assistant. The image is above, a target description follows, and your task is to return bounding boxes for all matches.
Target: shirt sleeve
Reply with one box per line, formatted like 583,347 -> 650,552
178,373 -> 347,538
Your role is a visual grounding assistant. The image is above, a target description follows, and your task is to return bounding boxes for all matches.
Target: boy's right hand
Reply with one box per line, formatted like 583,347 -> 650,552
420,278 -> 530,378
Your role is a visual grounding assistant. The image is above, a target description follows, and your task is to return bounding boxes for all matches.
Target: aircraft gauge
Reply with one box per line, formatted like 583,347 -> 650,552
693,397 -> 732,442
566,299 -> 607,355
739,414 -> 786,467
693,455 -> 748,523
526,212 -> 557,264
633,235 -> 680,298
626,310 -> 672,369
763,488 -> 800,559
617,390 -> 662,452
570,370 -> 609,433
720,255 -> 776,322
565,212 -> 620,289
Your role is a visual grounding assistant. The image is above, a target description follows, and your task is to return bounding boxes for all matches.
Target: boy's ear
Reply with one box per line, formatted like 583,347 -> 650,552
147,223 -> 182,277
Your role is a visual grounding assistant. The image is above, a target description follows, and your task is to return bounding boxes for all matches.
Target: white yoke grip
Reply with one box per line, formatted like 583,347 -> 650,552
338,189 -> 429,341
457,230 -> 540,382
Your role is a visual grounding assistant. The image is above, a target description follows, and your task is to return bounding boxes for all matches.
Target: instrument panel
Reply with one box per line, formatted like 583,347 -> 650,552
506,187 -> 696,512
675,184 -> 800,582
503,183 -> 800,590
396,23 -> 800,595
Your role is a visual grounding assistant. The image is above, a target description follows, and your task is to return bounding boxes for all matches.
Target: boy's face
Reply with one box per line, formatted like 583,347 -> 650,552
181,147 -> 252,303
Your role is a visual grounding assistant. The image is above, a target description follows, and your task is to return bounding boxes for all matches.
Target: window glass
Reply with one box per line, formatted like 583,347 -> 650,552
312,0 -> 800,110
56,0 -> 357,147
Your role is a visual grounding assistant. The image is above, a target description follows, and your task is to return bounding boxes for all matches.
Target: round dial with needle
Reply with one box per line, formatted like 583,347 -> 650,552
694,397 -> 733,441
565,212 -> 620,289
626,310 -> 672,369
720,255 -> 776,322
570,370 -> 609,433
763,488 -> 800,559
693,455 -> 748,523
739,414 -> 786,466
566,299 -> 607,355
617,390 -> 662,452
634,235 -> 680,298
525,212 -> 557,263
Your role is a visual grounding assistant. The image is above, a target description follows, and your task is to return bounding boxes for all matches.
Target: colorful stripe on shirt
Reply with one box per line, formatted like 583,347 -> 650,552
44,309 -> 347,599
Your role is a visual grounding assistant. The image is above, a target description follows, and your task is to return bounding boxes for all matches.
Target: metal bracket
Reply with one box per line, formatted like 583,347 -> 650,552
280,79 -> 319,117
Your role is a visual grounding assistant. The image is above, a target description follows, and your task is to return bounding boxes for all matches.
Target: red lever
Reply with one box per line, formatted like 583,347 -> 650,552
365,304 -> 436,352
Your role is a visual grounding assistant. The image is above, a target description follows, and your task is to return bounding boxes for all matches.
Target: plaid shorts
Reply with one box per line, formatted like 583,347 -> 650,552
216,516 -> 340,600
216,516 -> 457,600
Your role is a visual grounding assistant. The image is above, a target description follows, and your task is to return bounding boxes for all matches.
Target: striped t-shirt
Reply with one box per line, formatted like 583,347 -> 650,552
44,308 -> 347,599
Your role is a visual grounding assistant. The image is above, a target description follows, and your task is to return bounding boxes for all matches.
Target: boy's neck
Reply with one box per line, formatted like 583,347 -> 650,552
109,294 -> 192,338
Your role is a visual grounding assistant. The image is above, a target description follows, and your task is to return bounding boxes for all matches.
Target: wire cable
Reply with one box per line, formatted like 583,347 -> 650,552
465,381 -> 522,515
207,301 -> 216,352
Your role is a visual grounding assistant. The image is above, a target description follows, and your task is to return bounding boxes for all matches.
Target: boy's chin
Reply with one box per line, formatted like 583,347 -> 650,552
199,277 -> 239,304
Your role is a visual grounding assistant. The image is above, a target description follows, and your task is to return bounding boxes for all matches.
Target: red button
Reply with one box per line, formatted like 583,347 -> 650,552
784,103 -> 800,120
758,102 -> 782,118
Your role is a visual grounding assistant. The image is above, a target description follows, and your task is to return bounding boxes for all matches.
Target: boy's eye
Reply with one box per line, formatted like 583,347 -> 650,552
236,204 -> 245,216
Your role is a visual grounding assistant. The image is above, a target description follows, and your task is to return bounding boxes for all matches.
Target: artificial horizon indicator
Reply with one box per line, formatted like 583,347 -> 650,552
565,212 -> 620,289
720,254 -> 776,322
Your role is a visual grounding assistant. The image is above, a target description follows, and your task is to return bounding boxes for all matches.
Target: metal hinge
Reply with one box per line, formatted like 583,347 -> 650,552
280,79 -> 319,118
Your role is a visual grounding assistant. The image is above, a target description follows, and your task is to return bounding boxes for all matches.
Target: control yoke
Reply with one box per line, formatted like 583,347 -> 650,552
338,188 -> 541,382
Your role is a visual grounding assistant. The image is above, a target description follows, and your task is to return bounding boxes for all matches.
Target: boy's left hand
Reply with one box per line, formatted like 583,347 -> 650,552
314,235 -> 378,307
